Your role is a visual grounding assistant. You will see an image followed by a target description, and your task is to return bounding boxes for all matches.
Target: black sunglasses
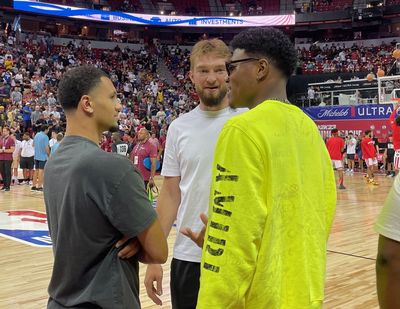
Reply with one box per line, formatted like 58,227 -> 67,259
225,58 -> 261,74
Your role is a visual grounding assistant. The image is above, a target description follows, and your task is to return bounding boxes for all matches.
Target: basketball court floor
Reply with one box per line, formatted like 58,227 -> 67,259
0,173 -> 388,308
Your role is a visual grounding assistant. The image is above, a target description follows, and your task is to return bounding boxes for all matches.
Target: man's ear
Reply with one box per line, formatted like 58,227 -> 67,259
188,70 -> 195,84
256,59 -> 269,81
80,95 -> 94,114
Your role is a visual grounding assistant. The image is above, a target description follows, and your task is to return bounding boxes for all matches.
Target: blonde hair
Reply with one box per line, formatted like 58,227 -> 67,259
190,39 -> 230,70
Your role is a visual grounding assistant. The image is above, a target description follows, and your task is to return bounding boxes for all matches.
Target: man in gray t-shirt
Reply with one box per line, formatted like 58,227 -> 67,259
44,66 -> 167,309
30,105 -> 42,125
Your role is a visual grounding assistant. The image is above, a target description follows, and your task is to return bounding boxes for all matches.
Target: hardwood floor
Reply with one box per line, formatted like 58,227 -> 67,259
0,173 -> 389,308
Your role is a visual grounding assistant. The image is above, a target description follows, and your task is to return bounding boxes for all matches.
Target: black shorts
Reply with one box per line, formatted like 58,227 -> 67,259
35,160 -> 47,170
20,156 -> 34,170
387,155 -> 394,163
347,154 -> 355,160
170,258 -> 200,309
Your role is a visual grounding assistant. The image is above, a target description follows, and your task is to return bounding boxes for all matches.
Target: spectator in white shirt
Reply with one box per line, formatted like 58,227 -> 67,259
19,132 -> 35,184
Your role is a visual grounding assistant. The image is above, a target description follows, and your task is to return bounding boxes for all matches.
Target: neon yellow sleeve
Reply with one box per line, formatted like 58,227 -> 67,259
197,123 -> 268,308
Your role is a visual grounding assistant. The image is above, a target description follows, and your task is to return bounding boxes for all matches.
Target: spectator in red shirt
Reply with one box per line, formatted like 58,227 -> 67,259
100,133 -> 112,152
361,130 -> 379,185
326,128 -> 346,189
389,102 -> 400,174
131,127 -> 157,188
0,126 -> 16,191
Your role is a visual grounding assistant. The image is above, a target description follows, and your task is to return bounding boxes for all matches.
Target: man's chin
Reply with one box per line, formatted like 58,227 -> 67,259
200,92 -> 227,107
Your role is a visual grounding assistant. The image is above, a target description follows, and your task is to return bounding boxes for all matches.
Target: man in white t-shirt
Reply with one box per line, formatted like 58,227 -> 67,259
346,132 -> 357,173
49,131 -> 58,149
19,132 -> 35,184
376,174 -> 400,308
144,39 -> 246,308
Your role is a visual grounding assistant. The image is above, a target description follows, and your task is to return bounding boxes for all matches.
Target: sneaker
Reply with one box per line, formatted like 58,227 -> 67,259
35,187 -> 43,192
338,184 -> 346,190
4,188 -> 10,192
31,186 -> 37,191
29,181 -> 33,185
0,187 -> 6,191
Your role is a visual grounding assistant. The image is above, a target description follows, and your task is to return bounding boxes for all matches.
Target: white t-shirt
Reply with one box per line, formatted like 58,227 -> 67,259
375,174 -> 400,242
162,106 -> 246,262
346,137 -> 357,154
49,138 -> 57,148
21,139 -> 35,157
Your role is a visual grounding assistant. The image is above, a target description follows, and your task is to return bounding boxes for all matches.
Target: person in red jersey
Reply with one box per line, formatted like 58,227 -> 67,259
361,130 -> 379,185
389,102 -> 400,174
131,127 -> 157,188
326,128 -> 346,189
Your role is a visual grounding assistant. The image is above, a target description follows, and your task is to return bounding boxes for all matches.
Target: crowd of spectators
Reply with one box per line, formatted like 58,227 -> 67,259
298,41 -> 398,75
0,28 -> 203,187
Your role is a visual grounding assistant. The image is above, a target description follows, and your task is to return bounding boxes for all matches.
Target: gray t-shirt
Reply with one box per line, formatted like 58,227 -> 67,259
44,136 -> 156,309
31,110 -> 42,124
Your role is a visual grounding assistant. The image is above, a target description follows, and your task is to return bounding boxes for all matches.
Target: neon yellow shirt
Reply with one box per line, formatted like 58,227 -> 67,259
197,100 -> 336,309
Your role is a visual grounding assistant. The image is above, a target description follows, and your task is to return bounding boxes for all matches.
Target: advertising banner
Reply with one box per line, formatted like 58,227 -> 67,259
303,104 -> 394,140
13,1 -> 295,27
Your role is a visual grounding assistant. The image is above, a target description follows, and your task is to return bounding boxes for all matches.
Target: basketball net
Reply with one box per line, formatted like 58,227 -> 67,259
392,97 -> 400,104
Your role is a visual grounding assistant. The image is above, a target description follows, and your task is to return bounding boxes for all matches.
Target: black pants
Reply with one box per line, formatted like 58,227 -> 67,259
0,160 -> 12,189
171,258 -> 200,309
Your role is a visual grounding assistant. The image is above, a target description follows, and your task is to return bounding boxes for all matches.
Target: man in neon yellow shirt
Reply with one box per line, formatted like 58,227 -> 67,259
186,27 -> 337,309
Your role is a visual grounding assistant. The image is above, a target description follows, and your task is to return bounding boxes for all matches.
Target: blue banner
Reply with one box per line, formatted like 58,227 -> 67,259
303,104 -> 395,121
13,1 -> 295,28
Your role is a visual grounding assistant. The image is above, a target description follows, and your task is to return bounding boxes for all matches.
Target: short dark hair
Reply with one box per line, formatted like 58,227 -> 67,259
396,116 -> 400,126
144,123 -> 152,131
41,125 -> 49,132
331,128 -> 338,134
57,66 -> 109,110
230,27 -> 297,79
365,130 -> 371,136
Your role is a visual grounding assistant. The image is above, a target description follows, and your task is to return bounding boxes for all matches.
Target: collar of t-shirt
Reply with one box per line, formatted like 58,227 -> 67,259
195,106 -> 231,118
62,135 -> 99,148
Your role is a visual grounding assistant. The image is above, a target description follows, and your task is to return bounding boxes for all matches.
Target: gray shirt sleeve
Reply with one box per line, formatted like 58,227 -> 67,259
105,168 -> 157,238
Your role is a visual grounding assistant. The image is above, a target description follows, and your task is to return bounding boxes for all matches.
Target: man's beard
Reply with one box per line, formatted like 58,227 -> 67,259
197,86 -> 227,107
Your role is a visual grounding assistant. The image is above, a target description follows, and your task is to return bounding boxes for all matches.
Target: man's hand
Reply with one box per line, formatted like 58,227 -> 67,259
116,235 -> 140,259
148,178 -> 155,188
180,213 -> 208,248
144,264 -> 164,306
